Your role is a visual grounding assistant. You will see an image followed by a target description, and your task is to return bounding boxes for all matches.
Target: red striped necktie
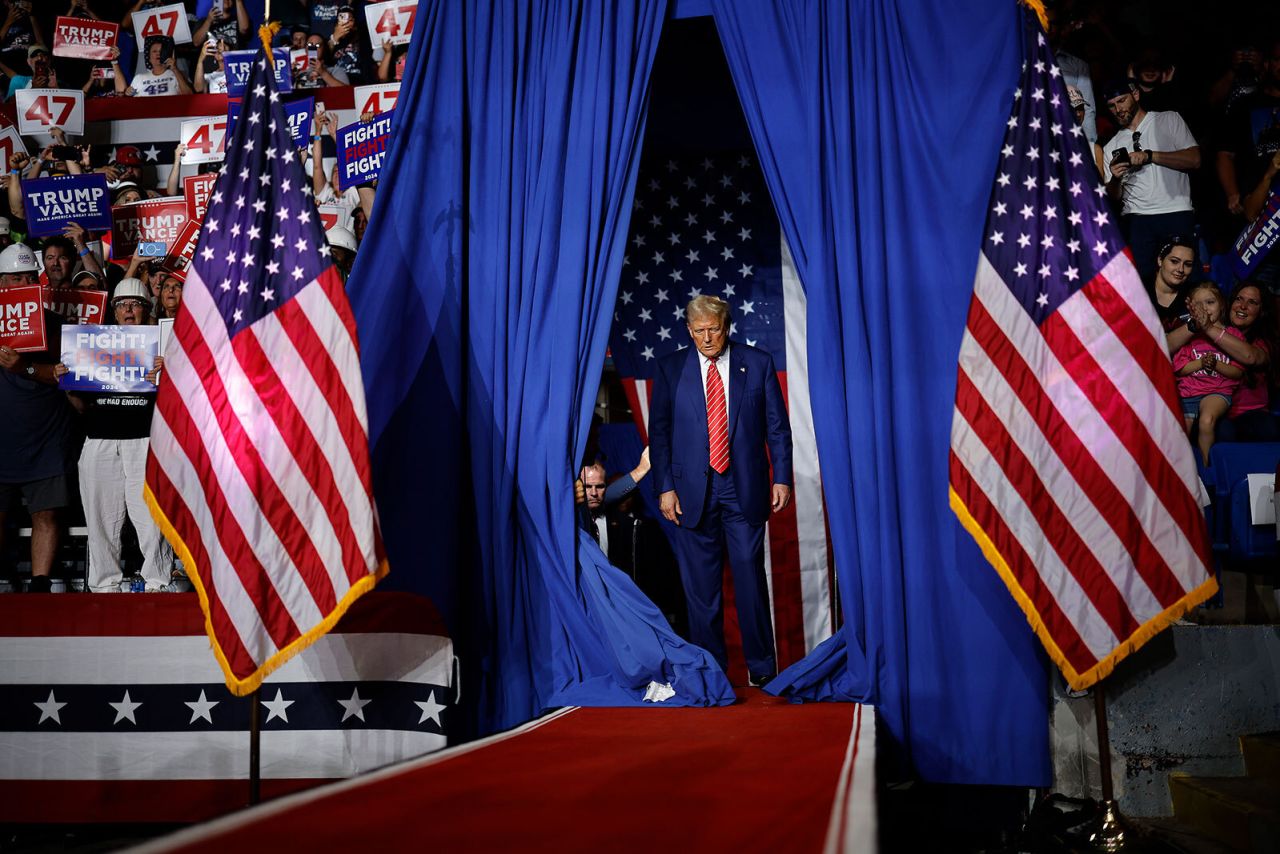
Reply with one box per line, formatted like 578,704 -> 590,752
707,356 -> 729,473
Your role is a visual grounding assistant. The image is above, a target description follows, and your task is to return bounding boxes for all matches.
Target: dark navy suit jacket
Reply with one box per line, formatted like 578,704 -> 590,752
648,342 -> 793,529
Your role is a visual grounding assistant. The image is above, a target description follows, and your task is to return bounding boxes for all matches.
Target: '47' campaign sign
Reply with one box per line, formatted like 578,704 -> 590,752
354,83 -> 399,117
15,89 -> 84,136
224,48 -> 292,98
23,173 -> 113,238
131,3 -> 192,48
180,116 -> 228,165
363,0 -> 417,48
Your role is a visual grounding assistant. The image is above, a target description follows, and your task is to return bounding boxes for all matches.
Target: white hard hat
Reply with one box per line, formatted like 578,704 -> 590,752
112,278 -> 150,302
326,226 -> 357,253
0,242 -> 38,274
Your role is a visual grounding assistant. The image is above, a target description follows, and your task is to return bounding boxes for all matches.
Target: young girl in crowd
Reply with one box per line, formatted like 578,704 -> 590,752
1172,283 -> 1245,465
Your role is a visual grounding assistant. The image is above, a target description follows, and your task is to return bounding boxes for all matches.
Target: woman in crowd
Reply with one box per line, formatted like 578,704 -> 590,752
54,279 -> 174,593
1150,236 -> 1197,332
1171,283 -> 1246,465
1214,283 -> 1278,442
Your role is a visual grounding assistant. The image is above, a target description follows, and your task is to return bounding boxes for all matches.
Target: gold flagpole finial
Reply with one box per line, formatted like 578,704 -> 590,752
258,21 -> 281,56
1020,0 -> 1048,30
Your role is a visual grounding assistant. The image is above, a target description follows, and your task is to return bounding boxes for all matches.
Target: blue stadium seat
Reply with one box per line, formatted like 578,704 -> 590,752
1205,443 -> 1280,560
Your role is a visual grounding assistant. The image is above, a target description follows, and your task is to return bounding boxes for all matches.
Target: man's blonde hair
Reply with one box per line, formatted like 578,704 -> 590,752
686,295 -> 730,326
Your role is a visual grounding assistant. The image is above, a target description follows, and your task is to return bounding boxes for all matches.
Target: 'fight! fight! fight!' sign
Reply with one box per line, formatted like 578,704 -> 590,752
337,111 -> 394,191
59,325 -> 160,393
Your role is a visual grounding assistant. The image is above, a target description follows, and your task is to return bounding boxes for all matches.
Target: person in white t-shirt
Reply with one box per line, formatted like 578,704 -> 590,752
1101,77 -> 1200,283
115,36 -> 193,98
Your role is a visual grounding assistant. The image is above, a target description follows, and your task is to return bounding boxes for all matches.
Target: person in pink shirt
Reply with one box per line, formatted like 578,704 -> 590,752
1172,283 -> 1245,464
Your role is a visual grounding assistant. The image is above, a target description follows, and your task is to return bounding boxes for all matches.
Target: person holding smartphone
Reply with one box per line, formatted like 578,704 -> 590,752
117,35 -> 193,97
0,0 -> 44,69
194,37 -> 227,94
194,0 -> 249,52
295,33 -> 348,88
0,43 -> 58,99
327,5 -> 370,85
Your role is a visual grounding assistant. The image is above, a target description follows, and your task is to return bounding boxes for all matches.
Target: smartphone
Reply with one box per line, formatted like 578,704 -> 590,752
1111,147 -> 1130,165
337,10 -> 352,24
308,44 -> 319,63
50,145 -> 79,161
91,66 -> 115,80
138,241 -> 167,258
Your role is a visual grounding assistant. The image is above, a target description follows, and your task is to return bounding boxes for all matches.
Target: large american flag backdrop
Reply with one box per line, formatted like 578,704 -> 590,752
948,18 -> 1216,691
144,52 -> 386,696
608,151 -> 836,670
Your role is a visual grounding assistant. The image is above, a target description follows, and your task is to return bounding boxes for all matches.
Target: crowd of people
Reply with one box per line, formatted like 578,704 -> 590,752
0,0 -> 383,592
1051,4 -> 1279,467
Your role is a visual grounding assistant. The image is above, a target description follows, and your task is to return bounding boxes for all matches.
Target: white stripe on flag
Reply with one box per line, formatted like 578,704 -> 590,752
973,257 -> 1204,581
950,412 -> 1120,660
781,236 -> 833,652
169,280 -> 329,629
146,413 -> 282,664
956,337 -> 1165,620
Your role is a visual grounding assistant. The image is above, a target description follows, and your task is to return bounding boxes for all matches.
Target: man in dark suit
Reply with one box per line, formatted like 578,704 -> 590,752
648,295 -> 792,686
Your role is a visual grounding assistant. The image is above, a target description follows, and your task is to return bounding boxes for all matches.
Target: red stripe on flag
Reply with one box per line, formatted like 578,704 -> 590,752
178,320 -> 339,615
955,371 -> 1139,639
153,385 -> 299,652
230,323 -> 366,600
1041,303 -> 1212,570
1086,270 -> 1184,423
963,298 -> 1190,609
949,451 -> 1098,675
144,455 -> 259,677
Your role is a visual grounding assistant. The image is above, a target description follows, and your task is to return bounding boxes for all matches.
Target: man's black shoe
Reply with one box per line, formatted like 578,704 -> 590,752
26,576 -> 53,593
748,673 -> 773,688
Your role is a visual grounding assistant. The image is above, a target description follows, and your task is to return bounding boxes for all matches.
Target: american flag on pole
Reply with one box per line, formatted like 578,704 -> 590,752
948,13 -> 1216,691
144,49 -> 387,696
608,151 -> 835,671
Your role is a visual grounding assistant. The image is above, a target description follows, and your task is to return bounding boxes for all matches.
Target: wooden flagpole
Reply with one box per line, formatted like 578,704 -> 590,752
1088,683 -> 1126,851
248,686 -> 261,805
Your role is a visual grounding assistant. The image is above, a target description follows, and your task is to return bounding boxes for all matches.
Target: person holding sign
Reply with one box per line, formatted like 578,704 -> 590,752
0,242 -> 74,594
55,278 -> 174,593
116,34 -> 191,97
1,44 -> 58,100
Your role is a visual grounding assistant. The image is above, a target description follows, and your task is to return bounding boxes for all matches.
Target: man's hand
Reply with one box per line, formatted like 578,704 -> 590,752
0,346 -> 20,371
659,489 -> 682,526
771,483 -> 791,513
630,446 -> 651,481
1108,158 -> 1130,180
63,220 -> 88,247
574,478 -> 584,505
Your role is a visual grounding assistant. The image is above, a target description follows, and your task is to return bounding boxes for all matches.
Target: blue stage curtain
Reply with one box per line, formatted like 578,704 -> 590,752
346,0 -> 733,738
711,0 -> 1051,785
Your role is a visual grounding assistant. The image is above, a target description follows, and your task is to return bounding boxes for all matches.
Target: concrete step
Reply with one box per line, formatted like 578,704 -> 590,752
1241,733 -> 1280,782
1131,816 -> 1247,854
1169,775 -> 1280,852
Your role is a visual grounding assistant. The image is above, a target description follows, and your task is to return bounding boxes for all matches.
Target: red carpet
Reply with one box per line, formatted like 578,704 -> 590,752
144,691 -> 876,853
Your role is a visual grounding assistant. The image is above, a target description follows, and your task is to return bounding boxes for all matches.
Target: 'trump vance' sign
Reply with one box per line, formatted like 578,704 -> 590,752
52,17 -> 119,60
223,48 -> 292,98
337,111 -> 394,190
0,286 -> 46,353
111,197 -> 189,258
59,325 -> 160,393
23,174 -> 112,238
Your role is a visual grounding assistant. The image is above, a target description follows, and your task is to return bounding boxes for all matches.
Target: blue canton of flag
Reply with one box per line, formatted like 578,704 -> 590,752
949,15 -> 1214,692
608,154 -> 785,377
198,59 -> 330,337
